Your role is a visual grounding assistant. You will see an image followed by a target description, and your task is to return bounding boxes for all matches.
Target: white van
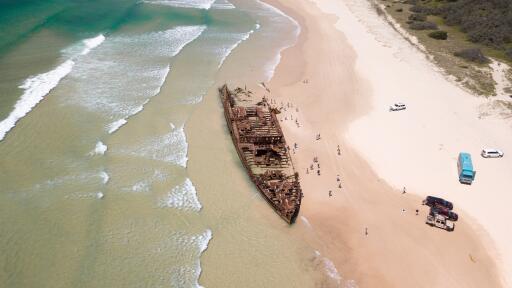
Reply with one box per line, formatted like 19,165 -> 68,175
389,103 -> 406,111
481,149 -> 504,158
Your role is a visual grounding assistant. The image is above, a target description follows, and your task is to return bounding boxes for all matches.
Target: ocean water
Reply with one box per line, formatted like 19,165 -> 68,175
0,0 -> 327,287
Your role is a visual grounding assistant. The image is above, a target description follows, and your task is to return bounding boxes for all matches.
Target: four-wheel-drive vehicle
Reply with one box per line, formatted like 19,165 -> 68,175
481,148 -> 504,158
426,213 -> 454,232
422,196 -> 453,210
389,103 -> 406,111
430,206 -> 458,221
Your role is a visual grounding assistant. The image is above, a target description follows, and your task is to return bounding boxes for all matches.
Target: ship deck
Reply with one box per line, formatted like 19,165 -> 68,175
219,84 -> 302,224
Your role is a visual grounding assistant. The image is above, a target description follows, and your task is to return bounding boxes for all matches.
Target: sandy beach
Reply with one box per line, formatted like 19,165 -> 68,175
1,0 -> 510,286
262,0 -> 509,286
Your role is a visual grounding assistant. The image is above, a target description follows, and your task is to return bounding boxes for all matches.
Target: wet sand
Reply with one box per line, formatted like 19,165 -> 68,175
262,0 -> 505,286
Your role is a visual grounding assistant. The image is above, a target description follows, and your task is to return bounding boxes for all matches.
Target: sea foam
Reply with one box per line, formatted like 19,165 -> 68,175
169,229 -> 212,288
107,119 -> 127,134
144,0 -> 216,10
217,30 -> 255,69
0,33 -> 106,141
313,250 -> 342,286
90,141 -> 108,155
300,216 -> 312,229
81,34 -> 106,55
0,60 -> 75,141
160,178 -> 202,212
99,170 -> 110,184
131,180 -> 150,193
73,26 -> 204,135
119,124 -> 188,167
65,191 -> 105,200
211,0 -> 235,9
122,169 -> 168,193
257,0 -> 300,82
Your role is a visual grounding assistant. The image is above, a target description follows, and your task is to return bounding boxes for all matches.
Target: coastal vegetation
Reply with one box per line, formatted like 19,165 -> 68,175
407,0 -> 512,51
453,48 -> 489,64
408,21 -> 437,30
377,0 -> 512,98
428,30 -> 447,40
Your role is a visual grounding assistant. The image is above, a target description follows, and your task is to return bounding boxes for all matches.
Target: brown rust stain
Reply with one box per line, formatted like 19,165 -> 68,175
219,84 -> 302,224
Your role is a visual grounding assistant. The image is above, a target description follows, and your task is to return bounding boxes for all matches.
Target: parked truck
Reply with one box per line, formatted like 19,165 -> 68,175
426,213 -> 455,231
423,196 -> 453,210
430,206 -> 458,221
457,152 -> 475,184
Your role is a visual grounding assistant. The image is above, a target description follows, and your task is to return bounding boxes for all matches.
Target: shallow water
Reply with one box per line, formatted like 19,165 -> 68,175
0,0 -> 325,286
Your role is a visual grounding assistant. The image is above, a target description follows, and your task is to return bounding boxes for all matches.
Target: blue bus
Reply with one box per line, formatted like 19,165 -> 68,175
458,152 -> 475,184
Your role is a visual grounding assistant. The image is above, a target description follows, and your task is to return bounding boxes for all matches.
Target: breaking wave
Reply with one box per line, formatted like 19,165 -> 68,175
181,24 -> 260,104
312,250 -> 357,287
81,34 -> 106,55
63,26 -> 205,135
160,178 -> 202,212
122,169 -> 168,193
118,124 -> 188,167
256,0 -> 300,82
107,119 -> 128,134
62,34 -> 106,57
168,230 -> 212,288
0,60 -> 74,141
314,250 -> 342,286
0,33 -> 107,142
144,0 -> 216,10
216,29 -> 256,69
211,0 -> 235,9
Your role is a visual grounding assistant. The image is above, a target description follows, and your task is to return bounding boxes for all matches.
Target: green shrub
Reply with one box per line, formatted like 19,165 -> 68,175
454,48 -> 489,64
506,48 -> 512,60
409,21 -> 438,30
428,30 -> 448,40
408,13 -> 426,22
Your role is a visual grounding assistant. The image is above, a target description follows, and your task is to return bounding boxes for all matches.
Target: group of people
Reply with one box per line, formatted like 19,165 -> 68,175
329,174 -> 342,197
277,101 -> 301,128
306,139 -> 345,196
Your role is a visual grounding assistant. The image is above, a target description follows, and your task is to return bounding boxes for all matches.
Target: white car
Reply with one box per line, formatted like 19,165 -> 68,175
481,149 -> 504,158
389,103 -> 406,111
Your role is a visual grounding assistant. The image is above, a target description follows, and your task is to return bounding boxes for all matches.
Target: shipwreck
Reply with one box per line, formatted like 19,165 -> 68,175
219,84 -> 302,224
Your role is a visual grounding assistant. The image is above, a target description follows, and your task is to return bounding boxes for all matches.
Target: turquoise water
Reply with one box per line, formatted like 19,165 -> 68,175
0,0 -> 247,120
0,0 -> 321,287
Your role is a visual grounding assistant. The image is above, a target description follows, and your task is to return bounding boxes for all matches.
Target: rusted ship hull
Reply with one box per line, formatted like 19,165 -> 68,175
219,84 -> 302,224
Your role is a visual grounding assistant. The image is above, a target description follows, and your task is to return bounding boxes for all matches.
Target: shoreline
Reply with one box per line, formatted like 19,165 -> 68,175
263,0 -> 506,286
